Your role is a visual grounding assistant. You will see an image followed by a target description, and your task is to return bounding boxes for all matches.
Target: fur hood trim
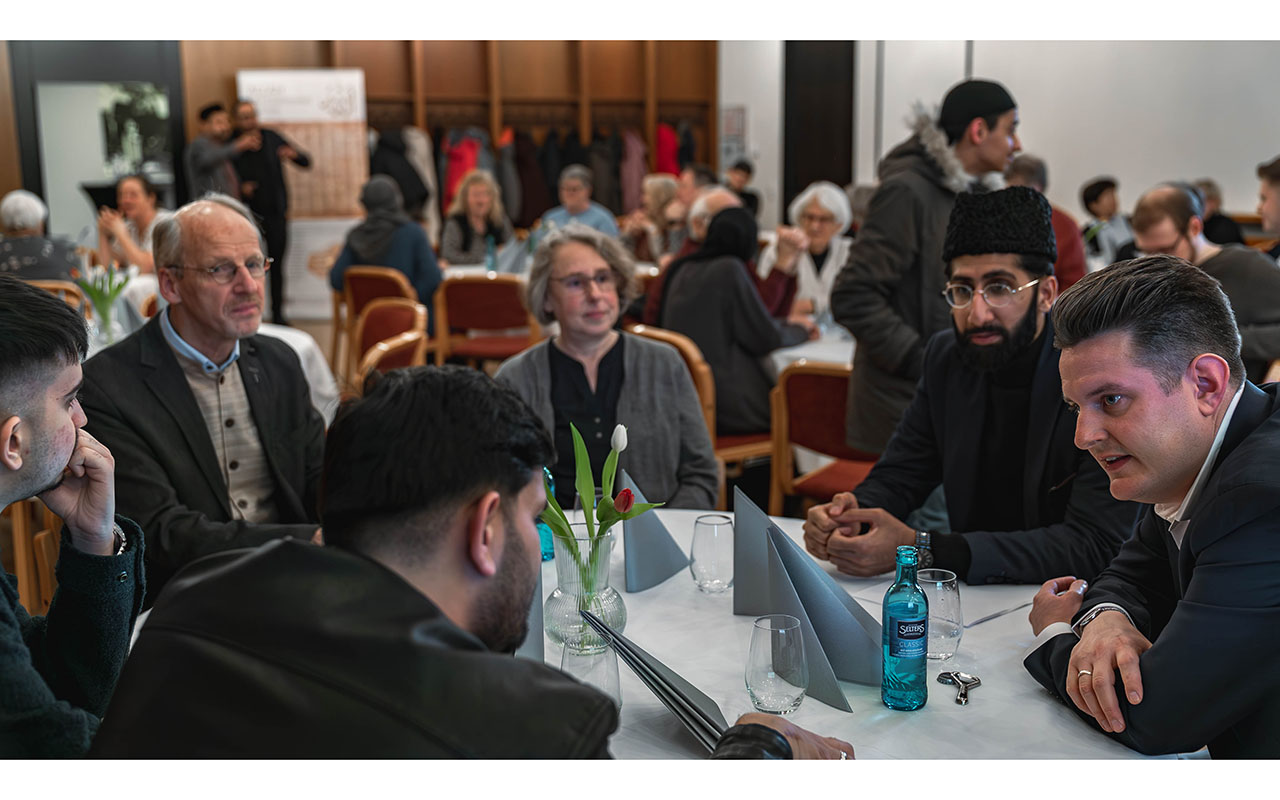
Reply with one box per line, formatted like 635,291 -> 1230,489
907,102 -> 1005,194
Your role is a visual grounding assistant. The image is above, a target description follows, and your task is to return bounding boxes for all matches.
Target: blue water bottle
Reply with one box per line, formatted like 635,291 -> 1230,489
882,545 -> 928,710
485,234 -> 496,271
537,466 -> 556,561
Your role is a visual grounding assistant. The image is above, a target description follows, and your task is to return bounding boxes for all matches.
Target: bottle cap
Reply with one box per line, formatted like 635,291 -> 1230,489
895,545 -> 919,565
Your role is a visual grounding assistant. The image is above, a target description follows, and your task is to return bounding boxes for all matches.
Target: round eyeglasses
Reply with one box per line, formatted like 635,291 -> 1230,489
170,257 -> 272,285
942,278 -> 1040,309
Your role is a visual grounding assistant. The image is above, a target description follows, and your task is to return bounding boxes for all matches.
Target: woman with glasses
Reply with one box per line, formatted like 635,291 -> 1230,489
329,175 -> 443,334
756,181 -> 854,321
495,223 -> 717,510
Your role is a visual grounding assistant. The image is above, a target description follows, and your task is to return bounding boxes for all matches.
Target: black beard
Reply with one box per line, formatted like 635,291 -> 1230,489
470,514 -> 537,655
954,296 -> 1041,372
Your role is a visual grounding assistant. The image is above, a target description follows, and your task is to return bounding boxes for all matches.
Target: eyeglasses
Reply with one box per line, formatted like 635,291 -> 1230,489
799,212 -> 837,226
942,278 -> 1041,309
551,272 -> 615,294
171,257 -> 272,285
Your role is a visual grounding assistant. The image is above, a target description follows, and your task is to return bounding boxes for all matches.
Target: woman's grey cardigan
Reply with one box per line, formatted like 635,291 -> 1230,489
494,333 -> 718,509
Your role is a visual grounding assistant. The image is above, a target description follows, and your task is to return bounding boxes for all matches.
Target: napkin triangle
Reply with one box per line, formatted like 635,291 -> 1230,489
620,470 -> 689,592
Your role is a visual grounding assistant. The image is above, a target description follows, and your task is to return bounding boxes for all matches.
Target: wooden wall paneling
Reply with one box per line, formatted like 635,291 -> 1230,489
497,41 -> 577,102
420,41 -> 488,100
655,40 -> 712,103
333,40 -> 411,99
585,41 -> 645,102
180,41 -> 332,141
577,42 -> 591,144
0,41 -> 22,195
487,41 -> 502,145
707,42 -> 718,171
644,41 -> 658,173
410,41 -> 426,131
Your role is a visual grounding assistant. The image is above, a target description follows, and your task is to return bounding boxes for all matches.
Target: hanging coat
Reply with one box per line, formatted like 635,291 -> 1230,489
620,128 -> 648,214
497,127 -> 523,224
655,123 -> 680,175
516,130 -> 554,228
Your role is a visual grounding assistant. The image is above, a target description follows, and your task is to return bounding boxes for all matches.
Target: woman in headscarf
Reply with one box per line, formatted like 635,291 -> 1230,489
755,180 -> 854,321
329,175 -> 442,334
656,206 -> 814,435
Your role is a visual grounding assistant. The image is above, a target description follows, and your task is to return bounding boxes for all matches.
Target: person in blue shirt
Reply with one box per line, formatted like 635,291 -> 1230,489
540,165 -> 620,238
330,175 -> 443,335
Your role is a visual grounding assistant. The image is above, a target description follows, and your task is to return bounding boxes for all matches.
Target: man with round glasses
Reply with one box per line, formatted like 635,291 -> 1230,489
79,194 -> 325,602
804,187 -> 1137,585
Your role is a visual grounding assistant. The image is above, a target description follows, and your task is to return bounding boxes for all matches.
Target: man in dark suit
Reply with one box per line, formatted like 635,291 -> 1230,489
804,187 -> 1137,584
1024,257 -> 1280,758
1130,182 -> 1280,384
80,194 -> 323,602
232,100 -> 311,326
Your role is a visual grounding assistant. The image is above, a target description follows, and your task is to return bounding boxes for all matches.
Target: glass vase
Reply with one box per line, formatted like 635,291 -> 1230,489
543,527 -> 626,654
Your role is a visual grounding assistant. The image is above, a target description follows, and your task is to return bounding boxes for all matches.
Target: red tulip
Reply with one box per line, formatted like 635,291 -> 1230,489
614,488 -> 635,514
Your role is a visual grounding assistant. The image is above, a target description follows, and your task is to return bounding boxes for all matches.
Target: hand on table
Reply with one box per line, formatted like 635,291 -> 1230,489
736,712 -> 854,759
1029,575 -> 1088,635
788,313 -> 820,340
825,507 -> 915,577
802,492 -> 859,560
1066,611 -> 1152,734
37,428 -> 116,556
311,528 -> 324,545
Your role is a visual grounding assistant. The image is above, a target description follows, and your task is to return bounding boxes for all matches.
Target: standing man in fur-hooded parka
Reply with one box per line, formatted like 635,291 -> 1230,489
832,79 -> 1019,457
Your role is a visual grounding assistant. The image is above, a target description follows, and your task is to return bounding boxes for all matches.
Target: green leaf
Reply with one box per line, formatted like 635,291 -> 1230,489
601,447 -> 619,503
615,502 -> 664,521
570,423 -> 596,538
541,475 -> 580,563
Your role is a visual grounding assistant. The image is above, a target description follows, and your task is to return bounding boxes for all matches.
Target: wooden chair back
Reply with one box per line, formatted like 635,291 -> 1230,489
340,267 -> 418,380
32,529 -> 59,616
140,293 -> 159,318
350,298 -> 428,387
28,280 -> 90,319
433,273 -> 541,365
625,323 -> 716,438
355,331 -> 430,390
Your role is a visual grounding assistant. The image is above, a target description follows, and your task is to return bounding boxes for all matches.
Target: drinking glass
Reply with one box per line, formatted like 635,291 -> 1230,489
689,514 -> 734,593
560,645 -> 621,708
744,614 -> 807,714
917,568 -> 963,660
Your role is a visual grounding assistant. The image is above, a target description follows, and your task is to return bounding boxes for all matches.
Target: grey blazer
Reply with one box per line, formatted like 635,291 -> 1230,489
495,333 -> 718,509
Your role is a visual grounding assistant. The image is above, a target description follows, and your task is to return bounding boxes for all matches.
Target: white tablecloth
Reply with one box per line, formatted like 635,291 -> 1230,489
541,508 -> 1190,760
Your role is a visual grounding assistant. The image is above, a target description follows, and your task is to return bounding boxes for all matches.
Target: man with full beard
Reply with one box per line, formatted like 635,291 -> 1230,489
803,187 -> 1138,584
0,275 -> 145,756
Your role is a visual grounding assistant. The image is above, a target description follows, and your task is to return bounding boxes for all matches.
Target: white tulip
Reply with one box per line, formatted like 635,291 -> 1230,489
611,424 -> 628,453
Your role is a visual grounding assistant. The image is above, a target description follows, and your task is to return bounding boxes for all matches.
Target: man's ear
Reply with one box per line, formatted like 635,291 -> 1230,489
967,117 -> 990,146
157,268 -> 182,306
1187,216 -> 1204,240
1038,274 -> 1059,312
1,415 -> 23,472
1187,353 -> 1232,417
465,489 -> 504,578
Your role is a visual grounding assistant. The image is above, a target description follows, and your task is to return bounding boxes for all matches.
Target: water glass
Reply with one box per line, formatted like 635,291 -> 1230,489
745,614 -> 807,714
917,568 -> 963,660
689,514 -> 734,593
561,645 -> 621,709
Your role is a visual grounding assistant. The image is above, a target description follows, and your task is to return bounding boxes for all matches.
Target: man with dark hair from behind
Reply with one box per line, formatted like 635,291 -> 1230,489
805,188 -> 1135,585
184,102 -> 261,200
91,365 -> 852,758
1024,256 -> 1280,758
1130,182 -> 1280,384
0,275 -> 146,756
1256,155 -> 1280,264
1005,154 -> 1087,291
1079,176 -> 1134,270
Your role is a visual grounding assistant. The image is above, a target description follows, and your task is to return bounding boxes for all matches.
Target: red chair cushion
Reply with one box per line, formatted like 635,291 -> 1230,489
348,274 -> 416,315
715,433 -> 771,450
360,306 -> 418,354
444,282 -> 528,330
786,373 -> 877,461
449,336 -> 531,360
792,458 -> 877,502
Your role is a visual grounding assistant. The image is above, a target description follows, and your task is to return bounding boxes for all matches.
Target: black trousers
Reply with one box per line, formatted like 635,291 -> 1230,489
261,213 -> 288,323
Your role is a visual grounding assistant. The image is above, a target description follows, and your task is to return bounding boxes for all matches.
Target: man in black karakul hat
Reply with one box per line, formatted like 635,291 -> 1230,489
804,186 -> 1139,586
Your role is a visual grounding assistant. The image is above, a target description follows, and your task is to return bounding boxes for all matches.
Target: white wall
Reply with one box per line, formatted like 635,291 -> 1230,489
718,40 -> 784,229
974,41 -> 1280,219
725,41 -> 1280,228
36,83 -> 108,242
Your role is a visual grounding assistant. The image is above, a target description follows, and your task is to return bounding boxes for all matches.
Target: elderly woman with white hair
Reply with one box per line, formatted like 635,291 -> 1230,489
756,180 -> 855,318
495,223 -> 717,510
0,189 -> 79,280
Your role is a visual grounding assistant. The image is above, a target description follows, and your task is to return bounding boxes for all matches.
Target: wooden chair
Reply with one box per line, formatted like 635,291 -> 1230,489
434,273 -> 541,366
626,323 -> 761,510
1265,359 -> 1280,384
768,360 -> 879,516
140,293 -> 159,318
28,280 -> 91,319
348,298 -> 429,387
31,529 -> 59,616
2,499 -> 40,612
338,267 -> 418,382
354,330 -> 430,390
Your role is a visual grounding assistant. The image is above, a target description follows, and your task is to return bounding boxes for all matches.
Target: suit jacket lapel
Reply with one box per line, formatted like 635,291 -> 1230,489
138,318 -> 234,518
239,337 -> 305,521
1022,323 -> 1062,522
